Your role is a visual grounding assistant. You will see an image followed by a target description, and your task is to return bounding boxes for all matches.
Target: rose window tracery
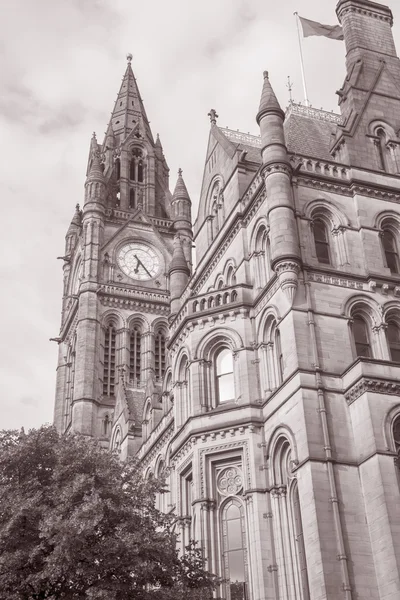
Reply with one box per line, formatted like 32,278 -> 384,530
217,466 -> 243,496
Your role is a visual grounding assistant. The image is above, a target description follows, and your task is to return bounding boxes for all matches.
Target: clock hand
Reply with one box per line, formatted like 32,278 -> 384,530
134,254 -> 152,278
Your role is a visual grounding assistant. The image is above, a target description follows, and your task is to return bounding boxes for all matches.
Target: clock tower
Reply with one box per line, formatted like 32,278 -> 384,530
54,56 -> 192,456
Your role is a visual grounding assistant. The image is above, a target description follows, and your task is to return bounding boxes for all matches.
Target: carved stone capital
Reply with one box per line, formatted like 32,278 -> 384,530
345,378 -> 400,405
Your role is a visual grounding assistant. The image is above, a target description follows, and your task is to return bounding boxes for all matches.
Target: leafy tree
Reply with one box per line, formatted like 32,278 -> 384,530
0,426 -> 218,600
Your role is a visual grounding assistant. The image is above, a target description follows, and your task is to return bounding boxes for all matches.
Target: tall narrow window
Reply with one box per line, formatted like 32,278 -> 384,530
313,219 -> 330,264
387,321 -> 400,362
222,500 -> 247,600
376,128 -> 387,171
138,160 -> 144,183
130,159 -> 135,181
292,483 -> 310,600
275,327 -> 283,383
155,330 -> 166,380
129,189 -> 135,209
115,158 -> 121,180
393,416 -> 400,467
382,229 -> 399,274
103,324 -> 116,395
216,348 -> 235,403
129,327 -> 142,384
352,316 -> 371,358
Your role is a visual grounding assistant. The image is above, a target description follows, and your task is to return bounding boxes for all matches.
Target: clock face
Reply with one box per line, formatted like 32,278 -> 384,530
117,242 -> 160,281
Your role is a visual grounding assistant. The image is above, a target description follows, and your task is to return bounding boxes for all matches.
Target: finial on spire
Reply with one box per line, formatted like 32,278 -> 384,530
126,53 -> 133,63
178,168 -> 183,177
208,109 -> 219,125
263,71 -> 269,79
92,131 -> 97,139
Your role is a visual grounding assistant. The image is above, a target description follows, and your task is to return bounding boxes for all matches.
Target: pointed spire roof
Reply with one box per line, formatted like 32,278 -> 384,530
86,133 -> 104,181
256,71 -> 284,124
169,236 -> 190,274
107,54 -> 153,143
70,204 -> 82,227
172,169 -> 191,204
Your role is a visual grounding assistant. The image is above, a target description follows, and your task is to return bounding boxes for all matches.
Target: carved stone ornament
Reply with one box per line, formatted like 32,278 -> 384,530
217,466 -> 243,496
345,378 -> 400,405
275,260 -> 301,304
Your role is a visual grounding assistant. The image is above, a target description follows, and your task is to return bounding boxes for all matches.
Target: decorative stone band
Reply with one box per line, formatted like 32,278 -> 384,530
337,5 -> 393,25
345,378 -> 400,405
262,163 -> 292,178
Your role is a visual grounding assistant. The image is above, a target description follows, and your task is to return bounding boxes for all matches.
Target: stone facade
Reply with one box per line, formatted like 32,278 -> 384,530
54,1 -> 400,598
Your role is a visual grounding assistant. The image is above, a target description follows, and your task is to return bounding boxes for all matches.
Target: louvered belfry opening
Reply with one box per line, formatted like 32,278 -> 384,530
155,330 -> 166,381
130,326 -> 142,385
103,324 -> 116,396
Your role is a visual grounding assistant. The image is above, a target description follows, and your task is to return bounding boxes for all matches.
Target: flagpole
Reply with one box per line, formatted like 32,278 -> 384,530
294,12 -> 311,107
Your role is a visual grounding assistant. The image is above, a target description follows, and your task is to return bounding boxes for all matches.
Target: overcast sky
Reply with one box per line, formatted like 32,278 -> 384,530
1,0 -> 399,431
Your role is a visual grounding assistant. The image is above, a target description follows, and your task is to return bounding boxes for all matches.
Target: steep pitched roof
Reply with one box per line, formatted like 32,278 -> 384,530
284,104 -> 342,161
107,56 -> 154,144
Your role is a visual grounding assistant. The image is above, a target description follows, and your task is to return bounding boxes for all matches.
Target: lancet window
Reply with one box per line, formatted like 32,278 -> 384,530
155,329 -> 166,381
387,319 -> 400,362
130,148 -> 145,183
271,437 -> 310,600
352,316 -> 372,358
382,227 -> 400,274
103,324 -> 117,396
129,326 -> 142,385
260,316 -> 284,396
313,218 -> 331,265
393,415 -> 400,470
215,348 -> 235,404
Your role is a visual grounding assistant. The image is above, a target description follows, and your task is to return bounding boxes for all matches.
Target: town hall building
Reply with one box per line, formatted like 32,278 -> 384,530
54,1 -> 400,598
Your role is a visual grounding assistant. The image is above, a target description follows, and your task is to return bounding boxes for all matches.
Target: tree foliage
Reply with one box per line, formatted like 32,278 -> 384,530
0,426 -> 218,600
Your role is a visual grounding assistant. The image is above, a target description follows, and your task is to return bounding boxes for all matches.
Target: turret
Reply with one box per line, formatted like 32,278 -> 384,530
256,71 -> 301,304
169,235 -> 190,318
65,203 -> 82,255
84,133 -> 106,211
171,169 -> 193,269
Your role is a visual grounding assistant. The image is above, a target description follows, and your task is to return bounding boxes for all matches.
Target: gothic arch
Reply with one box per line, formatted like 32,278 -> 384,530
111,426 -> 122,453
266,426 -> 298,479
375,210 -> 400,231
151,317 -> 169,335
383,404 -> 400,452
368,119 -> 397,139
127,313 -> 149,332
304,198 -> 350,227
203,174 -> 224,220
69,254 -> 83,296
257,305 -> 282,342
341,294 -> 381,324
173,346 -> 192,381
195,327 -> 244,360
250,217 -> 270,252
101,310 -> 125,329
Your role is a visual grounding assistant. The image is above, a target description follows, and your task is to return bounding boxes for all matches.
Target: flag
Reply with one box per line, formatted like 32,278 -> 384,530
299,15 -> 344,41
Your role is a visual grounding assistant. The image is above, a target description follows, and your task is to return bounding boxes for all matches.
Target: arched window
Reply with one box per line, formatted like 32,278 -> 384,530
129,188 -> 135,209
393,415 -> 400,468
142,401 -> 152,440
260,317 -> 284,396
65,336 -> 76,429
382,228 -> 399,274
129,326 -> 142,385
292,481 -> 310,599
221,499 -> 247,600
129,159 -> 135,181
138,160 -> 144,183
103,324 -> 116,396
216,348 -> 235,404
115,158 -> 121,180
387,320 -> 400,362
273,326 -> 284,383
112,428 -> 121,453
376,128 -> 387,171
313,219 -> 330,265
271,438 -> 310,600
155,329 -> 166,381
254,226 -> 271,288
178,356 -> 190,425
102,413 -> 111,436
352,316 -> 371,358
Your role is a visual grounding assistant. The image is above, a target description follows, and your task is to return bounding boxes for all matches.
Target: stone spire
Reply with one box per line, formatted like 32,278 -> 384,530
84,133 -> 105,207
108,55 -> 153,143
256,71 -> 301,305
169,235 -> 190,318
256,71 -> 284,125
171,169 -> 193,268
